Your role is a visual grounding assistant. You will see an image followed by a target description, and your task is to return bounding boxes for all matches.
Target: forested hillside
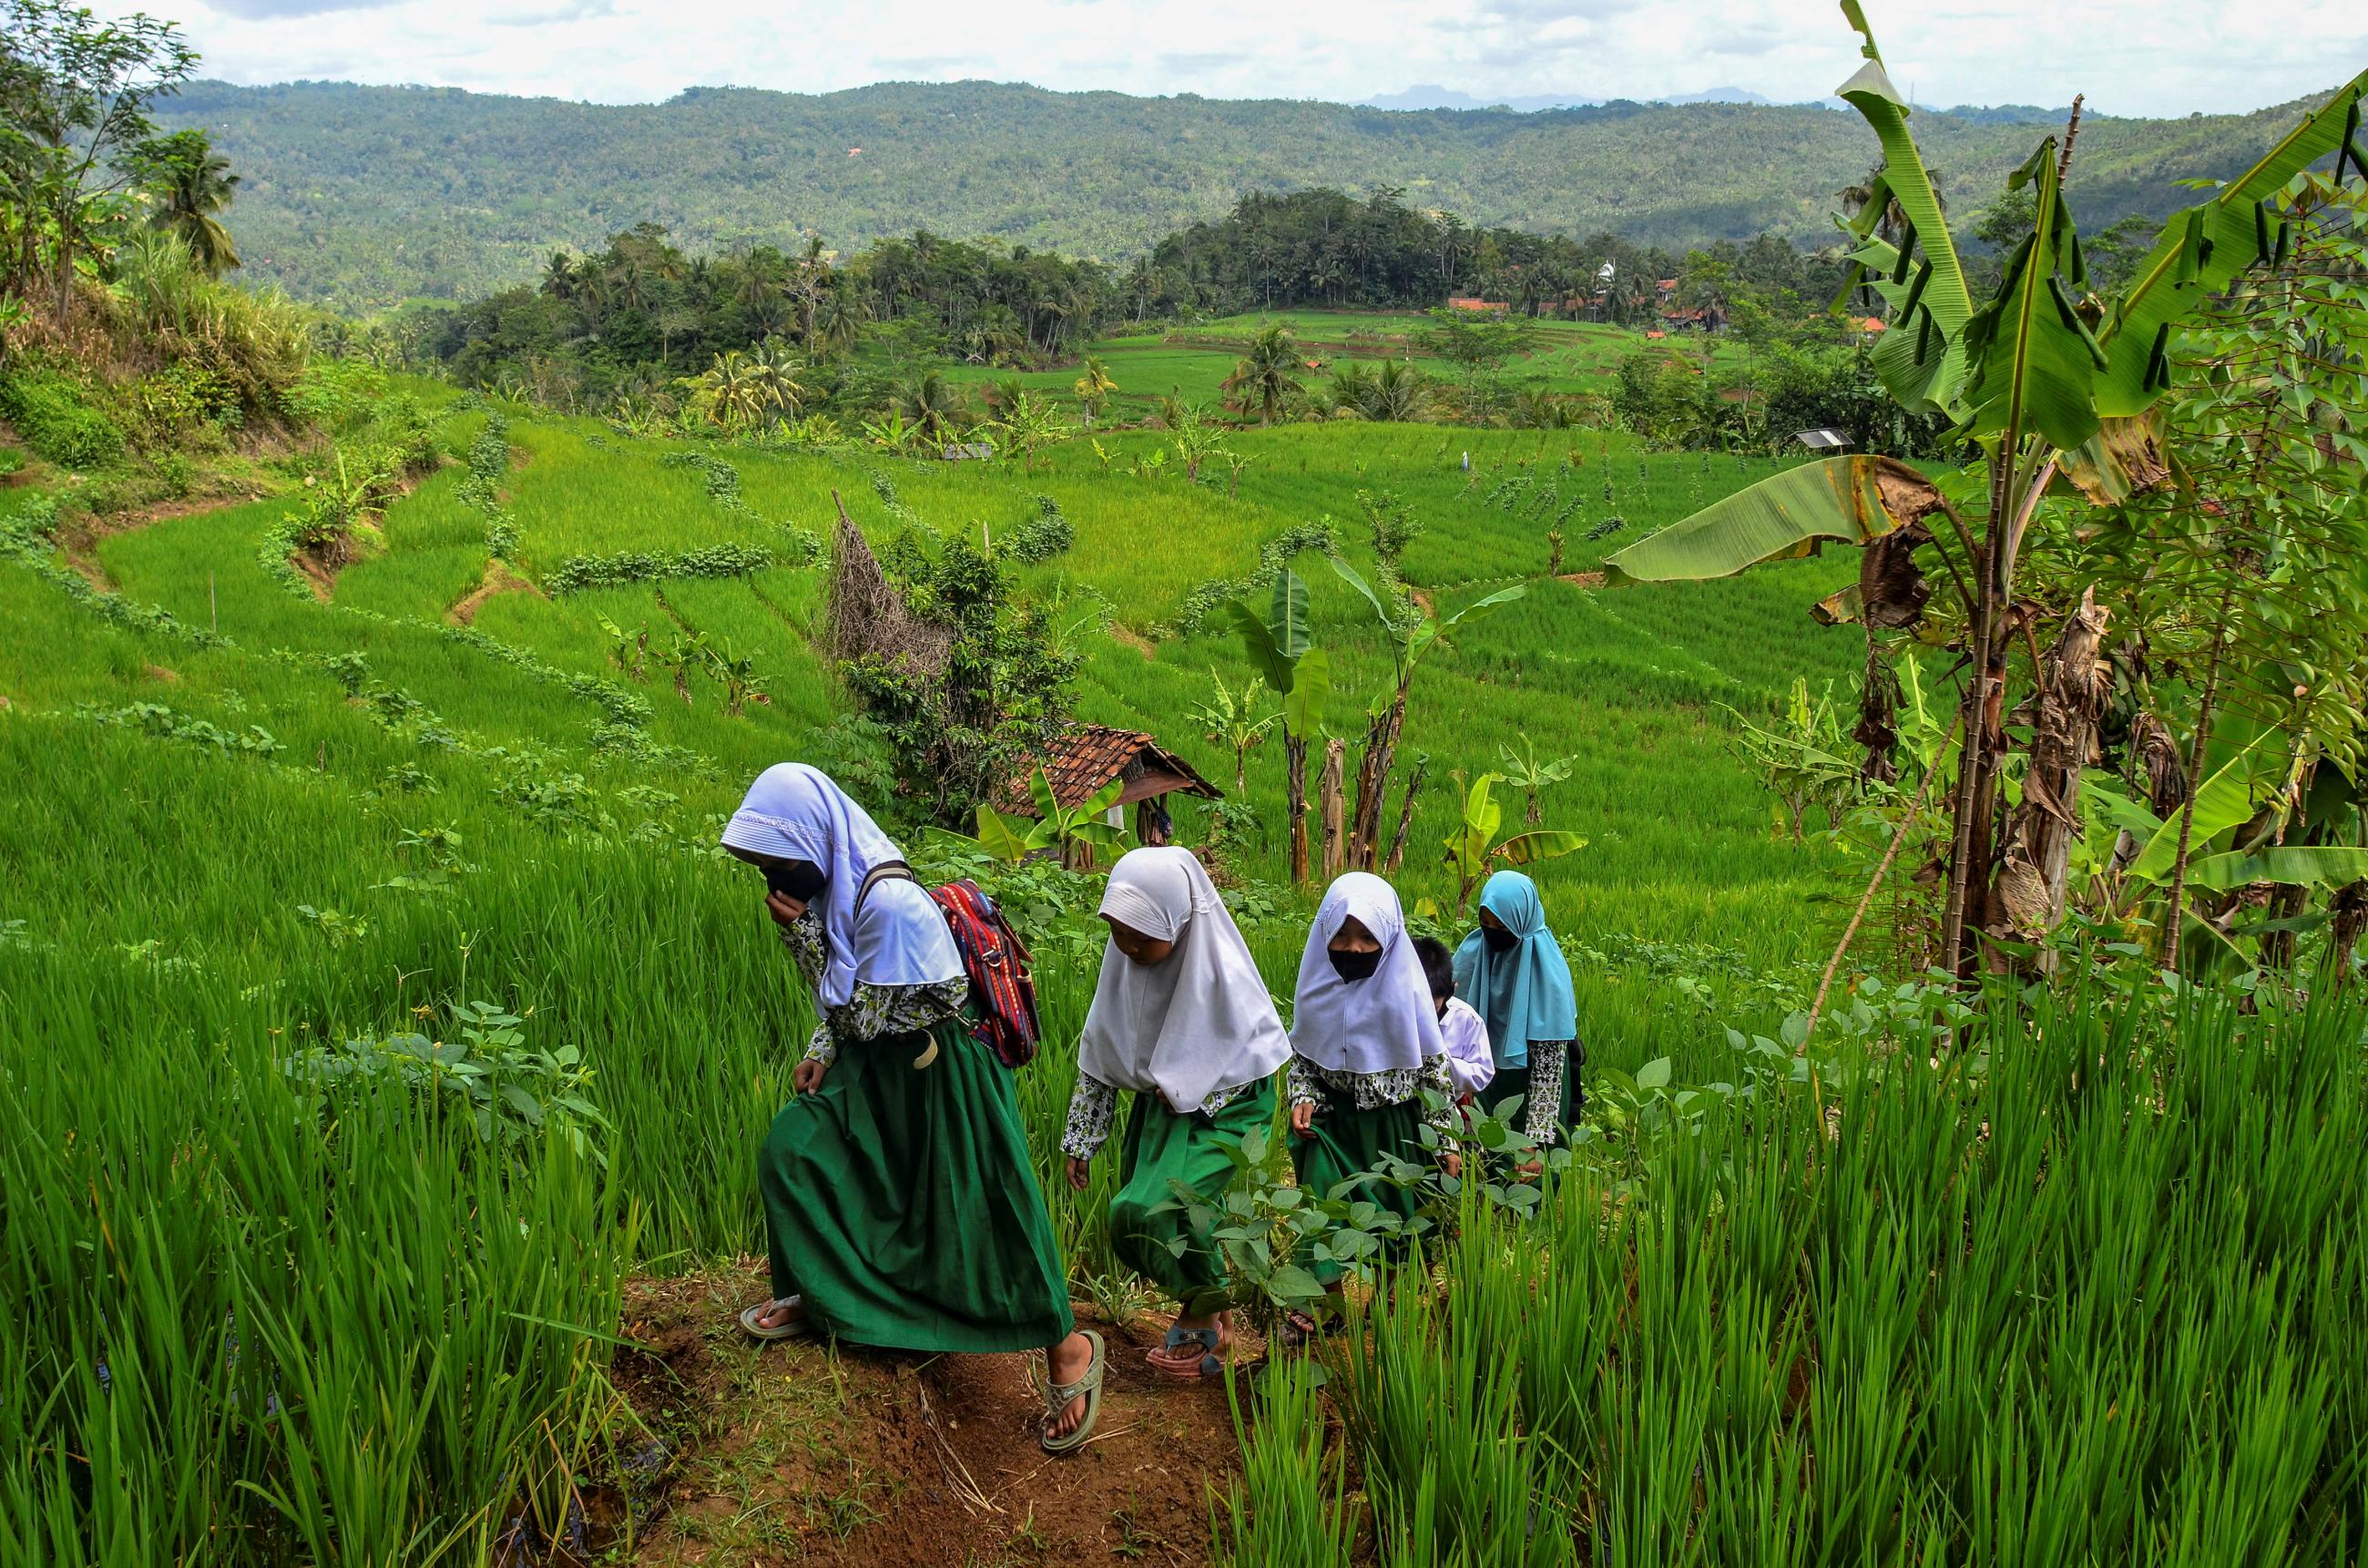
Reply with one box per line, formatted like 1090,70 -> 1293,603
157,77 -> 2335,309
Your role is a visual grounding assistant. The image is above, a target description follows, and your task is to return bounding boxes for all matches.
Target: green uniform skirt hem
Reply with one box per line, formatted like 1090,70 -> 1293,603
1290,1095 -> 1426,1284
760,1016 -> 1075,1353
1109,1077 -> 1278,1318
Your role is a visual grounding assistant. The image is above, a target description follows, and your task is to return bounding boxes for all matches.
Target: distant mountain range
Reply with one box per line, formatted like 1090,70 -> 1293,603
1362,85 -> 1775,111
152,77 -> 2342,311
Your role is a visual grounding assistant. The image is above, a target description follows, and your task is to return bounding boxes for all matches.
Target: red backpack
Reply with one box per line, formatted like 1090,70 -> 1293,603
858,864 -> 1042,1069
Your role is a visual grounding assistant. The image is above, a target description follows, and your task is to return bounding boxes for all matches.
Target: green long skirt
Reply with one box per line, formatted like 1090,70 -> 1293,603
760,1016 -> 1076,1353
1107,1077 -> 1278,1318
1290,1095 -> 1426,1283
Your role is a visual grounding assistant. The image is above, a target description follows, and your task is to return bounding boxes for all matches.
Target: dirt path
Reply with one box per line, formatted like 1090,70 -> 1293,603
1107,621 -> 1158,660
1557,571 -> 1606,589
444,557 -> 546,626
607,1264 -> 1244,1568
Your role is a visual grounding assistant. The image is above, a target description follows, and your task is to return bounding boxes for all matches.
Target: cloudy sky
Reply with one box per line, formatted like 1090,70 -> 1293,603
93,0 -> 2368,117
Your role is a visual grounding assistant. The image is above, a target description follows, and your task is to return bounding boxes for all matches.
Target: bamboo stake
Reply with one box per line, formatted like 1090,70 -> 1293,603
1805,714 -> 1961,1045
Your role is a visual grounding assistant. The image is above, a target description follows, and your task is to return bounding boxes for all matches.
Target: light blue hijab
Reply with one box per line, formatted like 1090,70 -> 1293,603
1451,871 -> 1576,1069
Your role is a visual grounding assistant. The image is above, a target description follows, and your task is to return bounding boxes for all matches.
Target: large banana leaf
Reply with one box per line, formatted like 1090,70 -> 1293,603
1834,5 -> 1974,346
1847,236 -> 1971,413
1601,455 -> 1943,586
1281,646 -> 1328,739
1498,830 -> 1587,866
2187,845 -> 2368,894
1956,139 -> 2103,453
2128,738 -> 2270,884
1223,566 -> 1313,694
2093,73 -> 2368,417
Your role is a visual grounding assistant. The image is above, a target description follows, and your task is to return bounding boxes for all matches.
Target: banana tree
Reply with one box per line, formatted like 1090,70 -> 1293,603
1331,558 -> 1525,871
1441,771 -> 1586,917
1224,568 -> 1329,881
967,769 -> 1127,871
1602,3 -> 2368,977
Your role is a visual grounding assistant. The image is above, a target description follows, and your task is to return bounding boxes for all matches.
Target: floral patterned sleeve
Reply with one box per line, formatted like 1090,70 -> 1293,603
777,911 -> 967,1066
1061,1073 -> 1120,1160
1522,1040 -> 1569,1147
1286,1055 -> 1326,1112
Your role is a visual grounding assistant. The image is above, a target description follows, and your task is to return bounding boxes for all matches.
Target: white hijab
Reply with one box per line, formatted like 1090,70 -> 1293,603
1290,872 -> 1443,1074
720,763 -> 961,1009
1078,848 -> 1291,1112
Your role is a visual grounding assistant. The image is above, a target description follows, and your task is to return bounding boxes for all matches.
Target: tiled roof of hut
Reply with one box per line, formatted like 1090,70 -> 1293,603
1001,724 -> 1223,813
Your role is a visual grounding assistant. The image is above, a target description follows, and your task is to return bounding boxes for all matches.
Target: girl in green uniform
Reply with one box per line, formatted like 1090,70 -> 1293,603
1284,872 -> 1457,1339
724,763 -> 1106,1453
1453,870 -> 1579,1157
1061,847 -> 1290,1380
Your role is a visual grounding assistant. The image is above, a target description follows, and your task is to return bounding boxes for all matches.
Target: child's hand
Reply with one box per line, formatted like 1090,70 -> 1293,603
1065,1156 -> 1093,1191
765,891 -> 805,928
792,1057 -> 830,1095
1441,1149 -> 1464,1179
1289,1100 -> 1316,1139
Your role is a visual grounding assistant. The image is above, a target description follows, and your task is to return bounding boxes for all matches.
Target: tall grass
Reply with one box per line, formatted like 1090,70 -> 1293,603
1227,984 -> 2368,1565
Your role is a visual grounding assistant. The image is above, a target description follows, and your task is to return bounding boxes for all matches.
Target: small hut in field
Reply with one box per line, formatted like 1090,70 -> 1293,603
1002,724 -> 1222,848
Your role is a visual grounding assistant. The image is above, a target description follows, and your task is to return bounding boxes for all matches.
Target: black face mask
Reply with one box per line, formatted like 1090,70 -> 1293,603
763,860 -> 827,903
1329,946 -> 1382,983
1483,925 -> 1520,954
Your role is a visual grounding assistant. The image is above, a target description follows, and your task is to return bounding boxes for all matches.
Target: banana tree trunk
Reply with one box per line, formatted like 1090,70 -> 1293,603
1993,587 -> 2110,945
1284,732 -> 1311,883
1384,757 -> 1427,875
1349,683 -> 1410,870
1320,738 -> 1347,881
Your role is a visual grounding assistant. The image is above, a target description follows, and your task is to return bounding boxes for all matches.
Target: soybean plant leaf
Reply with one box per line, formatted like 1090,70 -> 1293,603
1636,1056 -> 1672,1091
1269,1264 -> 1324,1302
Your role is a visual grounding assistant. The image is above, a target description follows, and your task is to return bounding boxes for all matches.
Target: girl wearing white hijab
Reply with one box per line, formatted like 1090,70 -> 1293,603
723,763 -> 1107,1454
1061,847 -> 1291,1380
1285,873 -> 1458,1318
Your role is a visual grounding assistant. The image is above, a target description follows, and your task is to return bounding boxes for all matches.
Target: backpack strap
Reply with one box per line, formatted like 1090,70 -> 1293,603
853,860 -> 916,917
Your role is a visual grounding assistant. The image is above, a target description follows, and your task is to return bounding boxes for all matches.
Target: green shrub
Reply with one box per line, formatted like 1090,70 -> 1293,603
0,371 -> 128,469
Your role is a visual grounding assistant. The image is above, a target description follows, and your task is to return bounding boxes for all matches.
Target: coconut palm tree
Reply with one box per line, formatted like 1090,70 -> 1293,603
746,338 -> 805,423
539,250 -> 577,301
1072,354 -> 1118,426
1221,323 -> 1305,426
899,368 -> 965,443
811,284 -> 869,359
139,130 -> 240,278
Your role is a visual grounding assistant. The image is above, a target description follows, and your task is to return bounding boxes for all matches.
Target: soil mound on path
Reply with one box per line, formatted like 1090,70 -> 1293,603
608,1263 -> 1247,1567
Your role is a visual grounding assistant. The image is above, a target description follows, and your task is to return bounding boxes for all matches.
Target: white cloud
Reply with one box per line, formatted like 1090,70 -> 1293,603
99,0 -> 2368,116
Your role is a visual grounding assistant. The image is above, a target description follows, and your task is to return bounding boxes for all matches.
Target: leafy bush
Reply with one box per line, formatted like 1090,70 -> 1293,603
280,1001 -> 610,1168
0,371 -> 128,469
543,541 -> 774,595
1005,494 -> 1074,564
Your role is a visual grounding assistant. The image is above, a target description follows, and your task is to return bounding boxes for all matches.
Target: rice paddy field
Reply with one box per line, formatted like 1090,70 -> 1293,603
934,309 -> 1737,417
2,383 -> 2363,1565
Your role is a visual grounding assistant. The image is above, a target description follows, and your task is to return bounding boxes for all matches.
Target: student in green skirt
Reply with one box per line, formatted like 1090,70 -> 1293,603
1061,847 -> 1291,1380
722,764 -> 1107,1454
1453,870 -> 1580,1164
1283,872 -> 1458,1342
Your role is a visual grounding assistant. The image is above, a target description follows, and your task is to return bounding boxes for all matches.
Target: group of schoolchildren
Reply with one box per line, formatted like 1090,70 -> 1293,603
720,764 -> 1579,1455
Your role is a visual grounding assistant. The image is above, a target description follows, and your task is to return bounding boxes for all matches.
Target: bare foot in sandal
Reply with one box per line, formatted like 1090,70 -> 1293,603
739,1296 -> 809,1339
1043,1329 -> 1096,1443
1147,1310 -> 1230,1380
